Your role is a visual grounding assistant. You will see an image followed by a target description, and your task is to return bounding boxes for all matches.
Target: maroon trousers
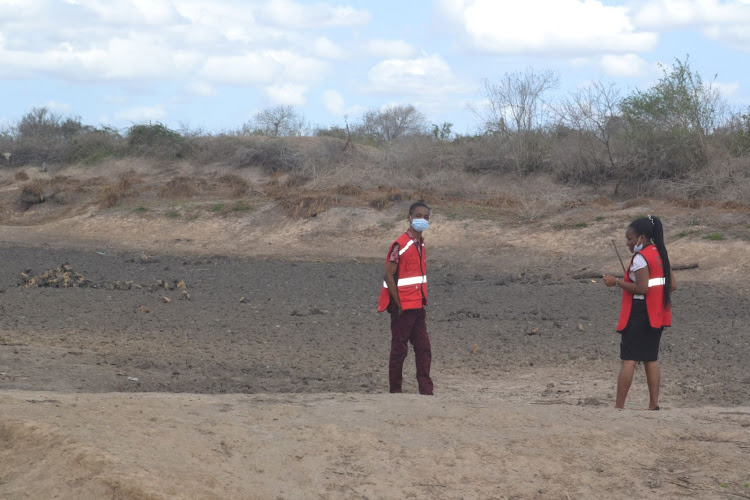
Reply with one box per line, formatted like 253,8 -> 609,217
389,307 -> 433,395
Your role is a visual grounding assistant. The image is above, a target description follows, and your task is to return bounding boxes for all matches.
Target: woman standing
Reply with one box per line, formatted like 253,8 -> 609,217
603,215 -> 676,410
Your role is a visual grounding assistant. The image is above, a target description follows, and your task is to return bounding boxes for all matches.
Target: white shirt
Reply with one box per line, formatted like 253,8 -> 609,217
629,254 -> 647,299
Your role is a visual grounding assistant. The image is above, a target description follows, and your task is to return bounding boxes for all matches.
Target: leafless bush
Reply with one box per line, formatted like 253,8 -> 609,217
14,171 -> 29,181
656,153 -> 750,202
232,139 -> 303,173
17,180 -> 47,210
218,174 -> 250,197
335,184 -> 364,196
159,176 -> 198,198
486,194 -> 524,209
279,194 -> 339,218
97,171 -> 139,208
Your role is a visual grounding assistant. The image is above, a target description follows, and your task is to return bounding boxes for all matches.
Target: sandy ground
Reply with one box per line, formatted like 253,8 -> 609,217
1,195 -> 749,499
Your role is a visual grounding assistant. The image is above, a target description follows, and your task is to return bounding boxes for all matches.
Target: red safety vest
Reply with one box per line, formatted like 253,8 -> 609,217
616,244 -> 671,332
377,231 -> 427,312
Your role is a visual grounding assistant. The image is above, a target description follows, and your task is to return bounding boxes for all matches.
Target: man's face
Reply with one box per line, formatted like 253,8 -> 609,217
410,206 -> 430,222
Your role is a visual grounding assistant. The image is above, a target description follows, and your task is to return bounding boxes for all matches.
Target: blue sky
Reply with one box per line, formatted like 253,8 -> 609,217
1,0 -> 749,135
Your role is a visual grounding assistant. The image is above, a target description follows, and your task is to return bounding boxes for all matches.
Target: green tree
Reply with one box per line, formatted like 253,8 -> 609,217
619,56 -> 723,178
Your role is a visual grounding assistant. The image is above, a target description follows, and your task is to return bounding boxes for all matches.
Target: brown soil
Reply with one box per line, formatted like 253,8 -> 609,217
1,164 -> 749,499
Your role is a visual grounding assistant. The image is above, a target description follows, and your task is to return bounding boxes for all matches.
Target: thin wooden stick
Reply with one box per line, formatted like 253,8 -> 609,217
612,238 -> 627,276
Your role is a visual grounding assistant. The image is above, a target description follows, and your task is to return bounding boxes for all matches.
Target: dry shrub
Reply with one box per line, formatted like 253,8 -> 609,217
668,197 -> 710,209
117,169 -> 141,190
720,200 -> 750,211
335,184 -> 363,197
370,197 -> 392,210
563,199 -> 587,209
264,174 -> 310,199
279,194 -> 339,218
485,194 -> 524,209
410,188 -> 440,205
98,185 -> 122,208
623,197 -> 650,209
14,171 -> 29,181
284,174 -> 309,189
17,180 -> 47,210
97,171 -> 140,208
159,176 -> 198,198
376,185 -> 404,202
592,196 -> 612,207
218,174 -> 250,197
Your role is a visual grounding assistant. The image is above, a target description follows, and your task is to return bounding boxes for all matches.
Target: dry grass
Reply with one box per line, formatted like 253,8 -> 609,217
264,174 -> 311,199
159,176 -> 198,198
485,194 -> 524,209
334,184 -> 364,197
14,171 -> 29,181
279,194 -> 340,218
218,174 -> 250,198
668,196 -> 710,209
563,199 -> 587,209
18,180 -> 47,210
409,188 -> 442,206
720,200 -> 750,211
369,196 -> 392,210
592,196 -> 613,207
623,197 -> 651,209
376,185 -> 405,202
97,171 -> 141,208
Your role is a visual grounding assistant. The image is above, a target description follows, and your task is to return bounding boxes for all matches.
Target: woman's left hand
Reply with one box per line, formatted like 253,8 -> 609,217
602,274 -> 618,287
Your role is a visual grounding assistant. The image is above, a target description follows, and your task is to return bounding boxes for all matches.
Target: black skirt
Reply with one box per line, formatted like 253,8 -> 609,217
620,299 -> 663,362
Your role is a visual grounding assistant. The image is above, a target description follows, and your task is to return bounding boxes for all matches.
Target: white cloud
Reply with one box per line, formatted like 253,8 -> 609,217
115,104 -> 167,122
265,83 -> 307,105
68,0 -> 186,25
184,81 -> 217,96
313,37 -> 348,59
632,0 -> 750,29
0,1 -> 340,85
703,23 -> 750,50
0,31 -> 200,81
260,0 -> 371,28
438,0 -> 658,55
367,54 -> 473,96
200,54 -> 278,85
271,50 -> 329,84
365,39 -> 415,59
598,53 -> 651,77
45,100 -> 74,113
713,81 -> 740,98
632,0 -> 750,50
322,89 -> 345,115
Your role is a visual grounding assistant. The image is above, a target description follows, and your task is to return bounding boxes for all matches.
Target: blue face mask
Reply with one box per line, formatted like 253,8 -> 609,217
411,218 -> 429,232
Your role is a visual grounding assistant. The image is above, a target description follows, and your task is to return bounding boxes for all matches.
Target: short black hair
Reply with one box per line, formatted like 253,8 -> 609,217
409,201 -> 430,215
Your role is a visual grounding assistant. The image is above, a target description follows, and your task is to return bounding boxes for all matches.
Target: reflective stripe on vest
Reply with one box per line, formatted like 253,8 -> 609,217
648,277 -> 665,287
398,239 -> 414,256
382,275 -> 427,288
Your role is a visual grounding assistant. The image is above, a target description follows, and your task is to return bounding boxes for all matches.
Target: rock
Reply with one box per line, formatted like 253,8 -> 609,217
162,296 -> 171,303
139,305 -> 150,313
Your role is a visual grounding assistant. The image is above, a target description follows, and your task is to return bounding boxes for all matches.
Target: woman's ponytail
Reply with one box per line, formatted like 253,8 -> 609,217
650,216 -> 672,307
629,215 -> 671,307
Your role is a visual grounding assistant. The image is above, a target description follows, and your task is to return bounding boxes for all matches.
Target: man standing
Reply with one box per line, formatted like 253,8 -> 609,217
377,202 -> 433,395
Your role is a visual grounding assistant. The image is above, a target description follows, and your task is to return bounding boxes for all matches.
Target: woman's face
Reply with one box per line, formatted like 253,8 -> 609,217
625,227 -> 642,254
